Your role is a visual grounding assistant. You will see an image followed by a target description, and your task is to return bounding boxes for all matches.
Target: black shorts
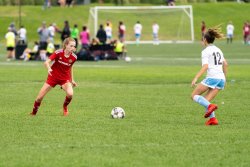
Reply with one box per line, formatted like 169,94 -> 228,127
7,47 -> 14,51
39,42 -> 48,50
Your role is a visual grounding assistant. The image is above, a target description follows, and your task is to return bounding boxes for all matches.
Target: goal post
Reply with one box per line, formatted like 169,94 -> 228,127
88,6 -> 194,44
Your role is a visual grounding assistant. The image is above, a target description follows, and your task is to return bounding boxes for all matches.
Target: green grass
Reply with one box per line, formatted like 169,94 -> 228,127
1,3 -> 250,166
0,2 -> 250,44
0,41 -> 250,166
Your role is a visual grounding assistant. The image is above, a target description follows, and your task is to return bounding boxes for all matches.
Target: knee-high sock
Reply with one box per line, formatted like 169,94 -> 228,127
193,95 -> 210,109
63,96 -> 72,108
32,101 -> 41,115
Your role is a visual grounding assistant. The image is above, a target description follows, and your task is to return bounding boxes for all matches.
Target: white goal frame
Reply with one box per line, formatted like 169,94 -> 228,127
89,6 -> 194,44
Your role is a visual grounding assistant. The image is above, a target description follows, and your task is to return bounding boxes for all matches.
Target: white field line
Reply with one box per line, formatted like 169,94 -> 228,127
0,62 -> 123,68
0,57 -> 250,66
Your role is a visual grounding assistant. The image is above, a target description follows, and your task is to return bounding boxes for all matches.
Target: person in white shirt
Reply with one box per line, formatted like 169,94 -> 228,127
134,21 -> 142,45
18,25 -> 27,44
105,22 -> 112,42
152,22 -> 160,45
226,21 -> 234,44
191,27 -> 228,126
48,23 -> 56,43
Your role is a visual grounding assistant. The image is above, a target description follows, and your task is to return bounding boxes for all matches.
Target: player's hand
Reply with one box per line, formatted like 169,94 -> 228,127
191,78 -> 197,87
71,81 -> 77,87
48,68 -> 53,76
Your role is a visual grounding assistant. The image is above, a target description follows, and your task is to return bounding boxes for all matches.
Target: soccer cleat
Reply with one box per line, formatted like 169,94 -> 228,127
30,109 -> 37,116
204,104 -> 218,118
205,117 -> 219,126
63,106 -> 69,116
30,112 -> 36,116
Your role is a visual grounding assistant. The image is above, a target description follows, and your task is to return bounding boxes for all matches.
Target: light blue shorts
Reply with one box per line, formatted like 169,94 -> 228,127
135,33 -> 141,38
201,78 -> 225,89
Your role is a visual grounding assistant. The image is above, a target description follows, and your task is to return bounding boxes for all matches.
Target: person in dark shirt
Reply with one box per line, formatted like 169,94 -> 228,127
61,20 -> 71,43
96,24 -> 107,44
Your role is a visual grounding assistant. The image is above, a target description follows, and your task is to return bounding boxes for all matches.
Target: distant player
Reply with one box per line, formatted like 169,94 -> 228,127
118,21 -> 126,42
226,21 -> 234,44
134,21 -> 142,45
152,22 -> 159,45
30,37 -> 77,116
201,21 -> 206,41
191,27 -> 228,126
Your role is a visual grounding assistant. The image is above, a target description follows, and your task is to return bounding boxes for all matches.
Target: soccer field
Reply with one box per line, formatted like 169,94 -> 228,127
0,42 -> 250,166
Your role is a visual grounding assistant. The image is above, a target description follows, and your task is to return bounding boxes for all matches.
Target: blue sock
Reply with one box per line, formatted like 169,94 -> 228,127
193,95 -> 210,109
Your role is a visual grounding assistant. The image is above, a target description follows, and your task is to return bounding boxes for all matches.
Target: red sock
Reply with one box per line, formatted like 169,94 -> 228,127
63,96 -> 72,109
32,101 -> 41,115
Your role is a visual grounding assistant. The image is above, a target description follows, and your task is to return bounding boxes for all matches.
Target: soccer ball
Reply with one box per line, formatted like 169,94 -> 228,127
111,107 -> 125,119
125,56 -> 131,62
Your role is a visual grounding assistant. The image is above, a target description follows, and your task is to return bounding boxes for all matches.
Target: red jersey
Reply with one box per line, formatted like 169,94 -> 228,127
48,49 -> 77,81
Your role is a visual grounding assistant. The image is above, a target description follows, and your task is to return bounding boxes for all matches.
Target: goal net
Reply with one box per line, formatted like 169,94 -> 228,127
88,6 -> 194,44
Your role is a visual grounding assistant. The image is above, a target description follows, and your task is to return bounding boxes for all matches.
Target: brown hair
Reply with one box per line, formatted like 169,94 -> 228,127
204,26 -> 224,44
62,37 -> 76,50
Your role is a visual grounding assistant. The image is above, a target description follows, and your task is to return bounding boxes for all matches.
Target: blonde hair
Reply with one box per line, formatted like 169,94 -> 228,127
204,26 -> 224,43
62,37 -> 76,50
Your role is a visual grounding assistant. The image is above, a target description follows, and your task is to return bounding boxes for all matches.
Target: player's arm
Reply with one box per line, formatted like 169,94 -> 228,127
44,58 -> 53,76
223,59 -> 228,79
71,66 -> 77,87
191,64 -> 208,87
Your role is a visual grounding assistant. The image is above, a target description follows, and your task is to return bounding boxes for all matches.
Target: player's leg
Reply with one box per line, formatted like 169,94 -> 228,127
204,88 -> 220,116
191,83 -> 210,109
61,82 -> 74,116
31,83 -> 53,115
204,88 -> 220,125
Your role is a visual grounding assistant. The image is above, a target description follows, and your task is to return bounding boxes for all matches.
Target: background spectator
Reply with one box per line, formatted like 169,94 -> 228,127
96,24 -> 107,44
5,27 -> 16,61
18,25 -> 27,44
71,24 -> 79,49
37,21 -> 50,61
80,26 -> 90,49
61,20 -> 71,43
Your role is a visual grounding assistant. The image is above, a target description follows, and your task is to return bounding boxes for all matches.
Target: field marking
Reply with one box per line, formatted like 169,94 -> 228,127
134,57 -> 250,62
0,62 -> 123,68
0,57 -> 250,67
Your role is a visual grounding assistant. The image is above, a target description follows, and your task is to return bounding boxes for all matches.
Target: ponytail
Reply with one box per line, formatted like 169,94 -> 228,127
204,26 -> 224,44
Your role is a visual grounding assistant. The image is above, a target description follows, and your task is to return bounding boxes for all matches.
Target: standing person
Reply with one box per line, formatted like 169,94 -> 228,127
191,27 -> 228,126
71,24 -> 79,50
118,21 -> 126,42
96,24 -> 107,44
134,21 -> 142,45
30,37 -> 77,116
37,21 -> 50,61
9,22 -> 18,36
61,20 -> 71,43
79,26 -> 90,49
226,21 -> 234,44
105,22 -> 112,42
243,21 -> 250,44
18,25 -> 27,44
152,22 -> 160,45
5,27 -> 16,61
66,0 -> 73,7
201,21 -> 206,41
48,23 -> 56,43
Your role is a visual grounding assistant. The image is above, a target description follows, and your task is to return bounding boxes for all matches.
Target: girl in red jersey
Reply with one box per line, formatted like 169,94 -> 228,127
31,37 -> 77,116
